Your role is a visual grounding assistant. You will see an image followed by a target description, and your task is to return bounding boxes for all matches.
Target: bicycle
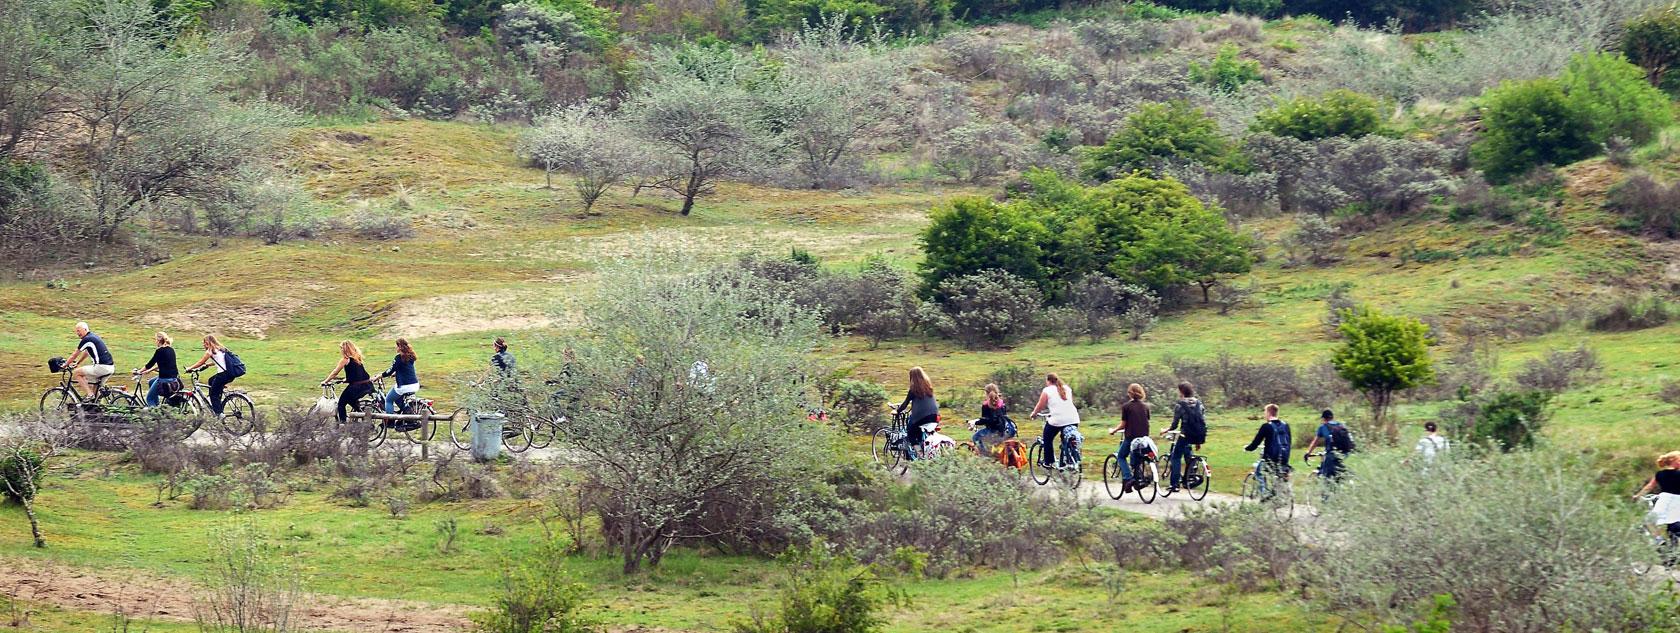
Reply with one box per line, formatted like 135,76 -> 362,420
1633,494 -> 1676,576
1297,450 -> 1333,517
1240,457 -> 1295,516
871,407 -> 959,474
449,395 -> 536,454
1027,413 -> 1083,489
323,379 -> 390,448
1103,435 -> 1160,503
39,362 -> 128,415
956,420 -> 1013,460
1158,430 -> 1211,501
111,368 -> 258,437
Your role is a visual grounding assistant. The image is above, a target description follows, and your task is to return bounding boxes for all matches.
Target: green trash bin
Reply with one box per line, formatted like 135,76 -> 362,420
470,412 -> 504,462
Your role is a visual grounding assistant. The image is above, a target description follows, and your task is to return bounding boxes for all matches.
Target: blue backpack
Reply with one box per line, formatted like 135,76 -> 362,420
223,348 -> 247,375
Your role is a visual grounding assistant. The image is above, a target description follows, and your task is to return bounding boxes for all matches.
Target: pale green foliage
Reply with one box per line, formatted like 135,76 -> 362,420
625,46 -> 770,215
764,18 -> 911,189
1331,305 -> 1434,441
1559,52 -> 1674,145
474,540 -> 596,633
934,269 -> 1042,349
532,251 -> 838,573
831,379 -> 888,433
1312,449 -> 1674,632
520,101 -> 650,212
734,547 -> 893,633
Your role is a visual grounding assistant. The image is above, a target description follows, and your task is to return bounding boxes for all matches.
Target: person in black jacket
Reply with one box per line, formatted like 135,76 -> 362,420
970,383 -> 1012,455
1164,382 -> 1206,495
896,367 -> 938,460
133,331 -> 180,407
1243,404 -> 1292,499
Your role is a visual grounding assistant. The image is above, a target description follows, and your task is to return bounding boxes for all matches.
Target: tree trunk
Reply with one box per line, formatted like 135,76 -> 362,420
680,193 -> 696,216
1200,282 -> 1213,303
22,496 -> 43,548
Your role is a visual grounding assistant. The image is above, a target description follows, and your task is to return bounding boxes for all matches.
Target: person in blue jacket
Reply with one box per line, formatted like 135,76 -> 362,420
379,338 -> 421,426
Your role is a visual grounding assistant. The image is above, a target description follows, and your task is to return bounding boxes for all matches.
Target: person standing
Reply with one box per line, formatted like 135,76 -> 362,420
1414,421 -> 1448,464
1164,382 -> 1206,495
133,332 -> 179,407
65,321 -> 115,398
322,341 -> 373,423
183,334 -> 246,415
1107,384 -> 1151,487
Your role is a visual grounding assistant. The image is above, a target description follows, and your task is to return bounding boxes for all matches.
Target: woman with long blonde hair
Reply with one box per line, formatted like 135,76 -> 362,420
133,331 -> 179,407
1637,452 -> 1680,551
896,367 -> 940,460
321,340 -> 372,423
1028,373 -> 1080,469
183,333 -> 246,414
379,338 -> 422,423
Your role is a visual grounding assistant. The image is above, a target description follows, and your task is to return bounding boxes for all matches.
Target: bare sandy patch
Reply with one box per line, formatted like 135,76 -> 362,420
138,293 -> 319,340
386,287 -> 575,339
0,558 -> 472,633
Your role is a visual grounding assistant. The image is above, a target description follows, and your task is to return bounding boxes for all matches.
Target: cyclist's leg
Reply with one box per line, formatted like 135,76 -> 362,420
906,417 -> 927,460
971,428 -> 988,454
383,387 -> 400,414
1116,438 -> 1134,480
336,383 -> 370,423
1168,441 -> 1190,488
1041,423 -> 1063,467
208,371 -> 234,414
145,377 -> 162,407
1254,461 -> 1269,498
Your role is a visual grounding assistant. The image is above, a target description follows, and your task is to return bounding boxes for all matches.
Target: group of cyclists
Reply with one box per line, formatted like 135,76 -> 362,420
57,321 -> 247,415
888,365 -> 1421,498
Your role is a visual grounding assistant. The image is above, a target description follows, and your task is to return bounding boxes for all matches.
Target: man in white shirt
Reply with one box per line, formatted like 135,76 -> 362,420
1415,421 -> 1448,463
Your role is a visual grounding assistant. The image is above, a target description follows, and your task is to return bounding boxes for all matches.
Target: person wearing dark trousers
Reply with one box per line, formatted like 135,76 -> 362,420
896,367 -> 939,460
1243,404 -> 1292,499
322,340 -> 374,423
1164,382 -> 1206,495
183,334 -> 245,415
133,331 -> 180,407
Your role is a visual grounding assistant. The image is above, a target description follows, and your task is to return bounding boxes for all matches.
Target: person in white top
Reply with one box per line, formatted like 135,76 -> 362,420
1028,373 -> 1080,468
1414,421 -> 1448,464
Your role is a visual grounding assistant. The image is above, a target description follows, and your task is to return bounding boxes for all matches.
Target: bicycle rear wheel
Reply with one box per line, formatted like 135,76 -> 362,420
1027,441 -> 1050,486
1136,461 -> 1159,504
528,416 -> 557,449
450,415 -> 473,451
502,418 -> 534,453
215,393 -> 257,436
404,404 -> 438,445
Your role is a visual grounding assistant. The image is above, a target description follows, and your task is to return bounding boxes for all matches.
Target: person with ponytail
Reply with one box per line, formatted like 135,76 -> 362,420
321,340 -> 373,423
379,338 -> 422,426
970,383 -> 1013,455
183,334 -> 246,415
895,367 -> 939,460
1028,373 -> 1081,469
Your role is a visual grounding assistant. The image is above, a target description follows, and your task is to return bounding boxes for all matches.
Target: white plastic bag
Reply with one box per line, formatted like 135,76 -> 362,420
309,395 -> 337,420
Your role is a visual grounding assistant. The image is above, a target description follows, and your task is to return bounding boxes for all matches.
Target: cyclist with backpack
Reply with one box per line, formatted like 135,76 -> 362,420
1303,409 -> 1353,480
969,383 -> 1014,455
1106,383 -> 1150,489
1243,404 -> 1292,498
895,367 -> 939,461
183,334 -> 247,415
1163,382 -> 1206,495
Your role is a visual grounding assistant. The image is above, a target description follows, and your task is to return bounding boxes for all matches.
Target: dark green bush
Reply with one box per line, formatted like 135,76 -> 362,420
1470,78 -> 1595,184
917,197 -> 1049,295
1587,295 -> 1675,332
1559,52 -> 1673,146
1188,44 -> 1262,93
0,446 -> 44,503
1082,101 -> 1230,180
1252,90 -> 1383,141
474,540 -> 596,633
1467,390 -> 1552,451
734,547 -> 894,633
1622,3 -> 1680,90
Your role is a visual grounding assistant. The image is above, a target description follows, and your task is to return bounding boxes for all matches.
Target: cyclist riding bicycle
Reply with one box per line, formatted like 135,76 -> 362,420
321,340 -> 373,423
895,367 -> 939,461
378,338 -> 422,431
1302,409 -> 1351,481
1029,373 -> 1079,469
65,321 -> 115,399
1164,382 -> 1206,495
182,334 -> 246,415
1635,451 -> 1680,552
968,383 -> 1014,455
1106,383 -> 1151,491
1243,404 -> 1292,498
131,331 -> 180,407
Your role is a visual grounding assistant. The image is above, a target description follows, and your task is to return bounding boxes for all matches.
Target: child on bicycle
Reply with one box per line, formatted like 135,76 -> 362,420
1029,373 -> 1079,469
969,383 -> 1013,455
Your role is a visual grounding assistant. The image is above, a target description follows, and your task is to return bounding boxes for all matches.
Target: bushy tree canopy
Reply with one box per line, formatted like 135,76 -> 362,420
1331,305 -> 1435,441
1471,78 -> 1595,183
918,197 -> 1049,294
1083,101 -> 1229,180
1252,90 -> 1384,142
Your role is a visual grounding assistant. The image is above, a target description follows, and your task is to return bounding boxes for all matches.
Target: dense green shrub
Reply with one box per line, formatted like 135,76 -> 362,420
831,379 -> 889,434
1470,78 -> 1595,184
1188,44 -> 1262,93
1622,3 -> 1680,89
475,540 -> 596,633
734,547 -> 894,633
0,445 -> 43,503
1466,390 -> 1552,451
1082,101 -> 1229,180
268,0 -> 442,27
1332,305 -> 1434,442
1559,52 -> 1673,146
1156,0 -> 1283,16
1252,90 -> 1383,141
917,197 -> 1049,294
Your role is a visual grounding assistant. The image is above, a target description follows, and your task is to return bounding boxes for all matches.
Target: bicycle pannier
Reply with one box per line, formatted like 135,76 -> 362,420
1000,439 -> 1028,469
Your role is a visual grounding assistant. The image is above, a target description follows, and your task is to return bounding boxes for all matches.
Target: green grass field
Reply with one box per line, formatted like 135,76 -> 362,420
2,119 -> 1677,631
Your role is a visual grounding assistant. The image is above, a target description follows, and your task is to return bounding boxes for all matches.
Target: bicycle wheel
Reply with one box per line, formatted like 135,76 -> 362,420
1102,454 -> 1124,499
1136,461 -> 1159,504
177,395 -> 207,439
450,415 -> 473,451
102,390 -> 140,409
871,428 -> 895,469
404,403 -> 437,445
360,401 -> 387,449
39,387 -> 75,415
956,441 -> 975,455
1187,456 -> 1211,501
1240,469 -> 1259,501
502,418 -> 534,453
215,393 -> 257,437
1027,441 -> 1050,486
528,416 -> 557,449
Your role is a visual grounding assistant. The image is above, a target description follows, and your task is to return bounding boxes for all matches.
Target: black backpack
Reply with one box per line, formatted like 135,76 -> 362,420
1178,400 -> 1207,440
1329,424 -> 1356,454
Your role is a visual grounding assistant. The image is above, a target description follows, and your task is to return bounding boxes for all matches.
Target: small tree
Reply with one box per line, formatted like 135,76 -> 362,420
1331,305 -> 1435,444
1471,78 -> 1595,184
624,46 -> 767,216
1082,101 -> 1229,180
1067,273 -> 1128,342
917,197 -> 1049,295
1622,2 -> 1680,87
1559,51 -> 1673,146
830,379 -> 888,434
1119,288 -> 1161,341
1464,390 -> 1553,452
765,19 -> 910,189
521,102 -> 649,213
475,540 -> 596,633
1286,214 -> 1339,266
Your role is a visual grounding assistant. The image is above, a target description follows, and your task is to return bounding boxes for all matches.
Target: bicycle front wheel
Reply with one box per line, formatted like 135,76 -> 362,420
1027,441 -> 1050,486
39,387 -> 74,415
1240,470 -> 1259,501
870,428 -> 895,469
502,419 -> 534,454
450,415 -> 473,451
1188,457 -> 1211,501
404,404 -> 438,445
216,393 -> 257,436
528,416 -> 557,449
1102,454 -> 1124,499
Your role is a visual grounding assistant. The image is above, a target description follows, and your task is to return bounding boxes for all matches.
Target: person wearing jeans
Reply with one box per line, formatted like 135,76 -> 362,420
1029,373 -> 1080,468
896,367 -> 939,461
1107,384 -> 1151,484
1165,382 -> 1207,493
380,338 -> 421,417
1244,404 -> 1292,499
134,332 -> 180,407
